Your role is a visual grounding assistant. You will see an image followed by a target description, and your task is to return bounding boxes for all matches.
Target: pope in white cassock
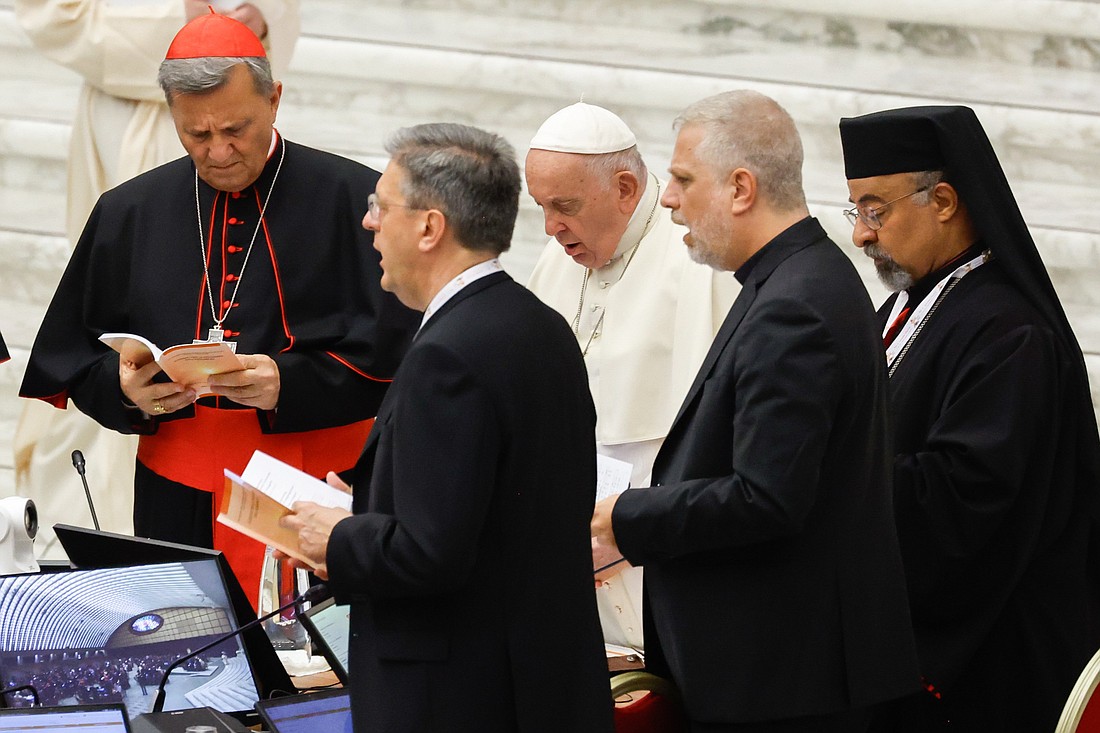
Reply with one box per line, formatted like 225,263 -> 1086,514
526,103 -> 739,651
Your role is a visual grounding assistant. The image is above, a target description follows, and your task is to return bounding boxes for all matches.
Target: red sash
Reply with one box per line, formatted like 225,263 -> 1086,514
137,405 -> 370,607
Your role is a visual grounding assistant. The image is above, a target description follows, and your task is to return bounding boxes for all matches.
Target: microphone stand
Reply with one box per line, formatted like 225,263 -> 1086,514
70,450 -> 100,531
150,584 -> 328,714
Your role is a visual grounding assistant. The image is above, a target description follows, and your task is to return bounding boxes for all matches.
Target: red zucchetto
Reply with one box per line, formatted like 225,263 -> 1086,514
165,7 -> 266,60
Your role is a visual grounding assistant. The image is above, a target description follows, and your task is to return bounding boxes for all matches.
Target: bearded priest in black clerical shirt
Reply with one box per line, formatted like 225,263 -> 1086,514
840,106 -> 1100,733
20,10 -> 418,599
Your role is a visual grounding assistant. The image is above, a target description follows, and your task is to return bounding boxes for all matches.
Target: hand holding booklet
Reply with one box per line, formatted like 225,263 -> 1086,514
99,332 -> 243,395
218,450 -> 353,564
593,455 -> 632,577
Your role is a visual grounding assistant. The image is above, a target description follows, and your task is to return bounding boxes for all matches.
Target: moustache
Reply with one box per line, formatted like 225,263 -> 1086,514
863,243 -> 891,261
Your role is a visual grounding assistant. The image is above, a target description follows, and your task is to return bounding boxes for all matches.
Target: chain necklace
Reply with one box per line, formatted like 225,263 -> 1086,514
194,136 -> 286,342
884,249 -> 991,377
571,176 -> 661,357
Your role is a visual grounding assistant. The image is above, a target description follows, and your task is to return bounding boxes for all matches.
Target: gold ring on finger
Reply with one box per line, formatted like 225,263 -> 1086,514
152,399 -> 165,414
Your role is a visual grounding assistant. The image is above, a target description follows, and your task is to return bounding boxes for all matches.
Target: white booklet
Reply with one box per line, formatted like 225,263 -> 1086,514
596,454 -> 633,503
238,449 -> 353,511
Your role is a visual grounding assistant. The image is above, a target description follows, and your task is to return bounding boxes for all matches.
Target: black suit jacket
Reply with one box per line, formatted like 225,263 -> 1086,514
327,271 -> 613,733
614,218 -> 919,722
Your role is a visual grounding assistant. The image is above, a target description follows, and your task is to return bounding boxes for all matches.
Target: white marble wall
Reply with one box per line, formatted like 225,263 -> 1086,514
0,0 -> 1098,495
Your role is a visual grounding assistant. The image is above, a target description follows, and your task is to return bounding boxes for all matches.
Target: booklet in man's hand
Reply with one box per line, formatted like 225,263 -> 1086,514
217,451 -> 354,567
218,471 -> 311,564
99,332 -> 244,395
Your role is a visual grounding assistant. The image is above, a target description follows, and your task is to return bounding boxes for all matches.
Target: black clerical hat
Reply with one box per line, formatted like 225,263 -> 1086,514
839,110 -> 945,179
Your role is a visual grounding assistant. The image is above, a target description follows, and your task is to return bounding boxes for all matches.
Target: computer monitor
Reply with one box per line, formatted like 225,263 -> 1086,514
255,689 -> 352,733
53,524 -> 293,709
297,598 -> 349,684
54,524 -> 222,567
0,559 -> 261,723
0,702 -> 132,732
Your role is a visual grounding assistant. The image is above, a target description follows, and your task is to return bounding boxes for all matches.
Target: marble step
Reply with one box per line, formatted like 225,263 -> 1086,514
702,0 -> 1100,42
303,0 -> 1100,106
305,0 -> 1100,72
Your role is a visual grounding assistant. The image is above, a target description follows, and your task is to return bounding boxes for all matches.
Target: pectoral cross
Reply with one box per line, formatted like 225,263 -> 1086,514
193,328 -> 237,352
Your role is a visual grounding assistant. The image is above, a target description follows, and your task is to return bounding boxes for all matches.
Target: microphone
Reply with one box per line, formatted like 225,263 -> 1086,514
150,583 -> 329,713
70,450 -> 100,531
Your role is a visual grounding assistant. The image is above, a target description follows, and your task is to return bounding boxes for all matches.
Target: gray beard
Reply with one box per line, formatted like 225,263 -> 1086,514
865,244 -> 914,292
687,240 -> 726,270
683,210 -> 734,271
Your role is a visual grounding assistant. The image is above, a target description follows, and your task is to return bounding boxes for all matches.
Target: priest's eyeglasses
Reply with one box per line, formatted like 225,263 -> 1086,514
367,193 -> 422,220
843,185 -> 932,231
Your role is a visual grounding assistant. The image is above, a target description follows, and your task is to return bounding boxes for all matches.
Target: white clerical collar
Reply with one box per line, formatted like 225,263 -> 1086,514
604,172 -> 660,266
267,128 -> 279,159
420,258 -> 503,329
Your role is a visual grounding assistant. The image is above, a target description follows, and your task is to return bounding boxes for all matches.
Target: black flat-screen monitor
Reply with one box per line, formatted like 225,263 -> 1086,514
0,702 -> 132,732
0,559 -> 261,723
52,524 -> 292,711
256,689 -> 352,733
54,524 -> 221,566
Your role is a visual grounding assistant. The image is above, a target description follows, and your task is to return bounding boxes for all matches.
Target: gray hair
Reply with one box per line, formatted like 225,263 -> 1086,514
910,170 -> 946,205
673,90 -> 807,212
157,57 -> 275,105
385,123 -> 521,255
581,145 -> 647,185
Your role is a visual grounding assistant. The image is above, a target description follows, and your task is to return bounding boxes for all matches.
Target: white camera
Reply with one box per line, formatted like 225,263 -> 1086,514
0,496 -> 39,575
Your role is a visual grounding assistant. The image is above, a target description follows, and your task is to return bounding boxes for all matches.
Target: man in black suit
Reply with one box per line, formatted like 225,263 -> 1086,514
281,123 -> 613,733
590,90 -> 918,732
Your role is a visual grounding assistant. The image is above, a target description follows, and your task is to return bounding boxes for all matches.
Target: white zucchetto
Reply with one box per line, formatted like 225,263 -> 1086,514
528,102 -> 637,154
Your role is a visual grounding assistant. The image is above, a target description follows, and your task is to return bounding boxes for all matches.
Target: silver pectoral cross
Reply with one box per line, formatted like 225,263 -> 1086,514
192,328 -> 237,352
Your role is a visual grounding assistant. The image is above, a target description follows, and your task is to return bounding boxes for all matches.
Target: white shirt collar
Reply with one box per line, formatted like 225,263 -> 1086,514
420,258 -> 504,329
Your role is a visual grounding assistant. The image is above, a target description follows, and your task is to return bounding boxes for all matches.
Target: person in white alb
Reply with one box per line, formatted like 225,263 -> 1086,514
525,102 -> 739,651
12,0 -> 299,558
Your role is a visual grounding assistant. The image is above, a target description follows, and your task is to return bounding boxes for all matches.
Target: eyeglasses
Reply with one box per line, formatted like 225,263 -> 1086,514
367,193 -> 422,220
843,185 -> 932,231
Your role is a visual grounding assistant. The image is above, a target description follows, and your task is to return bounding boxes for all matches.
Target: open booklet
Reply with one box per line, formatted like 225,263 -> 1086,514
99,332 -> 244,396
217,450 -> 353,565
